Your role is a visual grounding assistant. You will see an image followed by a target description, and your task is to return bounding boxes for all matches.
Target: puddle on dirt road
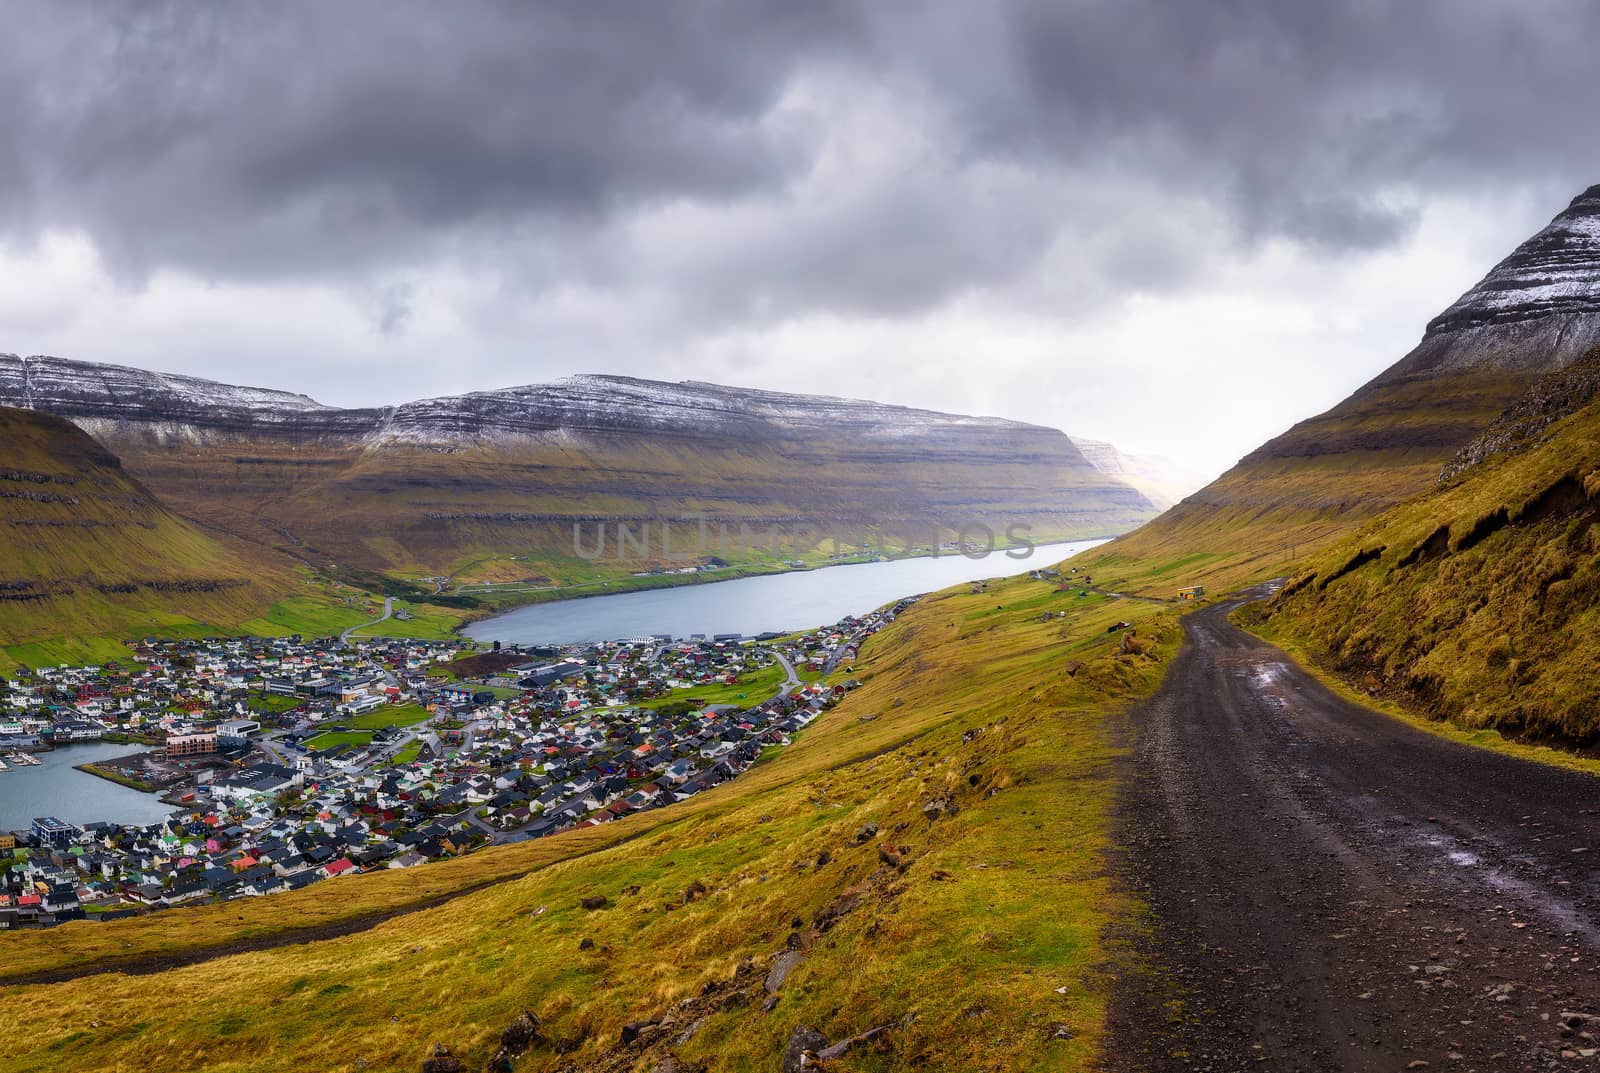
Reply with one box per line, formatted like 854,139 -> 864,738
1250,661 -> 1290,689
1414,831 -> 1600,943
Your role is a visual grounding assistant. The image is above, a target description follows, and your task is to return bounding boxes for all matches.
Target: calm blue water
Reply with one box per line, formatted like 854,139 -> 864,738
0,741 -> 179,831
465,539 -> 1107,645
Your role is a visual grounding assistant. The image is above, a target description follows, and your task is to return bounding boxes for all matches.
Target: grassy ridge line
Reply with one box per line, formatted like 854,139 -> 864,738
1,573 -> 1178,1073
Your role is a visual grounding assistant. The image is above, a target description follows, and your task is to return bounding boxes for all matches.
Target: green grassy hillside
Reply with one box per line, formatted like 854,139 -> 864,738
0,407 -> 475,669
1249,382 -> 1600,745
105,427 -> 1154,594
1071,369 -> 1532,600
0,406 -> 288,661
1,570 -> 1179,1073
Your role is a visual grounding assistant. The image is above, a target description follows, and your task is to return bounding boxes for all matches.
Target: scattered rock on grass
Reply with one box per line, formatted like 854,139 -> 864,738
766,951 -> 804,994
420,1044 -> 465,1073
500,1011 -> 543,1053
621,1019 -> 660,1045
782,1026 -> 828,1073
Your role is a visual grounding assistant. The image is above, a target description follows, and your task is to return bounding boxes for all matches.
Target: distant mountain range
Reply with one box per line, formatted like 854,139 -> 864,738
1068,438 -> 1206,512
0,359 -> 1167,648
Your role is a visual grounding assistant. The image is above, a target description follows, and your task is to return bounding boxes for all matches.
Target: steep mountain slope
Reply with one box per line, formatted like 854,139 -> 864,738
0,357 -> 1157,586
0,405 -> 282,658
1080,183 -> 1600,596
1250,350 -> 1600,744
1069,437 -> 1208,511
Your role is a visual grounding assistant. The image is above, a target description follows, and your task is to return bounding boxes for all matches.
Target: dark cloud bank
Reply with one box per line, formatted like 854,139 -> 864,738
2,0 -> 1599,422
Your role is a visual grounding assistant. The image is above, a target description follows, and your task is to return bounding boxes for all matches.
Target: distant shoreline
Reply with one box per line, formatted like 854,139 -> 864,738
449,531 -> 1117,621
462,535 -> 1111,645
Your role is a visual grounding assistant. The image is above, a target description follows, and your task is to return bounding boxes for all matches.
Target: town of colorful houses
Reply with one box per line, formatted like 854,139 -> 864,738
0,599 -> 912,929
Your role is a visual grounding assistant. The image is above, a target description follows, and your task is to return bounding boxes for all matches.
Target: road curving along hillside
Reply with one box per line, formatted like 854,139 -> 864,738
1111,585 -> 1600,1073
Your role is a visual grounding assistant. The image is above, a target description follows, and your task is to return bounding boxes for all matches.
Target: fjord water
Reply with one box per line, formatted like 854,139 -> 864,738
0,741 -> 176,831
466,539 -> 1108,646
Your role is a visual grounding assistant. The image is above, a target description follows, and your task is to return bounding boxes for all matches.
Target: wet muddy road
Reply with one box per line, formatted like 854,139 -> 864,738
1110,586 -> 1600,1072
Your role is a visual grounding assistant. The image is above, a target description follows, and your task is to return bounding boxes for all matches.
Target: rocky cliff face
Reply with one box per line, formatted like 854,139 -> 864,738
374,374 -> 1086,456
0,355 -> 1102,459
0,353 -> 385,441
1380,184 -> 1600,383
1440,346 -> 1600,480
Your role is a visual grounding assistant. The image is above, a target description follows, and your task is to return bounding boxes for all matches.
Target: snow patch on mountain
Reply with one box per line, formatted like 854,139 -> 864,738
1382,184 -> 1600,382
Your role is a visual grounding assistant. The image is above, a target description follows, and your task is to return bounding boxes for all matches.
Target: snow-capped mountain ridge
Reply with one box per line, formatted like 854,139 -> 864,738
1382,183 -> 1600,382
1426,185 -> 1600,335
0,354 -> 1062,449
0,352 -> 1158,581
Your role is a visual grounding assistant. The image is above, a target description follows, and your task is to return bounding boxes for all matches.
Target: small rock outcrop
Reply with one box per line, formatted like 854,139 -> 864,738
420,1044 -> 465,1073
500,1011 -> 543,1053
487,1011 -> 543,1072
1442,347 -> 1600,479
921,796 -> 955,820
765,951 -> 804,995
781,1026 -> 828,1073
620,1019 -> 660,1045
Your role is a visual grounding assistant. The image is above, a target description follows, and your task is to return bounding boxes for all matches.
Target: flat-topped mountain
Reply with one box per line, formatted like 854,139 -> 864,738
0,356 -> 1084,449
0,356 -> 1156,586
376,374 -> 1073,446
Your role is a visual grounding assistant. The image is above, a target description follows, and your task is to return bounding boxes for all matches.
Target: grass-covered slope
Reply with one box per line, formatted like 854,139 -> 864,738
1071,369 -> 1532,601
1,572 -> 1178,1073
0,406 -> 287,662
108,422 -> 1155,590
1249,382 -> 1600,745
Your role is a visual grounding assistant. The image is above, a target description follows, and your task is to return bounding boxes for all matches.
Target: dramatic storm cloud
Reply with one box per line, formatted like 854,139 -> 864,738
3,0 -> 1600,476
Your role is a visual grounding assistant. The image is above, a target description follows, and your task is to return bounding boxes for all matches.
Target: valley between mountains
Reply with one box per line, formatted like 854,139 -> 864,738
8,186 -> 1600,1073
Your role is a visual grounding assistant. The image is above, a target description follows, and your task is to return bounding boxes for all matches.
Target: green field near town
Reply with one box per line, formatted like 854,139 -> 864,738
636,661 -> 787,711
343,703 -> 432,730
306,703 -> 433,750
304,730 -> 372,751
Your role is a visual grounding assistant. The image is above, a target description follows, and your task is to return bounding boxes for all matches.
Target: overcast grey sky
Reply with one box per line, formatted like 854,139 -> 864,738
2,1 -> 1599,477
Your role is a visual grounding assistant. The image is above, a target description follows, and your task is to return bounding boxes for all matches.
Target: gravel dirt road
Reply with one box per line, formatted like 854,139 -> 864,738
1109,584 -> 1600,1072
